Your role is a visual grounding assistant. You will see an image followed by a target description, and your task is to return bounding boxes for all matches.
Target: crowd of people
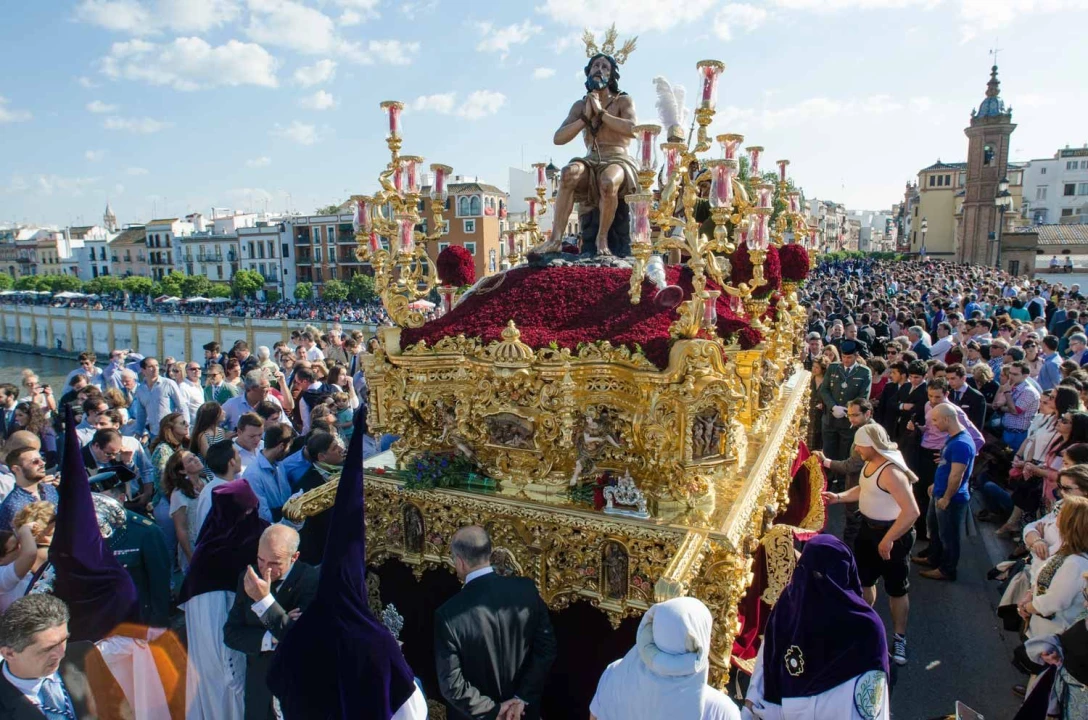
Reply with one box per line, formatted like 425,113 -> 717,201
1,255 -> 1087,719
0,292 -> 392,324
801,257 -> 1088,718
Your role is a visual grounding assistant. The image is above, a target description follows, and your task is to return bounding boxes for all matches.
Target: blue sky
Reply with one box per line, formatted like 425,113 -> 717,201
2,0 -> 1086,228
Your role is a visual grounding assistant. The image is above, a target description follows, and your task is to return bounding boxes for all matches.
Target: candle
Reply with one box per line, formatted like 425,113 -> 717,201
738,221 -> 749,246
368,231 -> 381,253
777,159 -> 789,184
626,193 -> 653,246
507,233 -> 516,256
430,164 -> 451,203
747,146 -> 763,176
393,164 -> 404,192
702,293 -> 718,328
708,160 -> 735,209
380,101 -> 403,139
355,197 -> 372,233
397,215 -> 415,253
663,143 -> 682,179
533,163 -> 547,191
756,184 -> 773,209
402,157 -> 420,194
696,60 -> 724,111
788,192 -> 801,214
350,201 -> 361,234
717,134 -> 743,161
528,198 -> 538,222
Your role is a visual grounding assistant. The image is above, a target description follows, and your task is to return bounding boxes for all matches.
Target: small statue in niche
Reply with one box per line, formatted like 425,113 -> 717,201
759,358 -> 778,408
490,548 -> 518,577
403,504 -> 424,554
602,541 -> 629,600
435,399 -> 475,461
691,409 -> 726,459
486,413 -> 535,449
570,408 -> 622,486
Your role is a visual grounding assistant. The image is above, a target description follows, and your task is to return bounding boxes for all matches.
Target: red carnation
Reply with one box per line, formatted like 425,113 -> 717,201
739,326 -> 764,349
779,243 -> 810,282
437,245 -> 476,287
729,242 -> 780,299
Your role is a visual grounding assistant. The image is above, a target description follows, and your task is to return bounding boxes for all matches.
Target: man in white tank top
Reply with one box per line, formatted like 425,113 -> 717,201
823,423 -> 920,667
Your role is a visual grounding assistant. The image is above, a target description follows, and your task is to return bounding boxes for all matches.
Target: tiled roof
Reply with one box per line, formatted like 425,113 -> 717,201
421,182 -> 507,196
1009,224 -> 1088,245
147,218 -> 179,225
108,227 -> 146,247
921,160 -> 968,172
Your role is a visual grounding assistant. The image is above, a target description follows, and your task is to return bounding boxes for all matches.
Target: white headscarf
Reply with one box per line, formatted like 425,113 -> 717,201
853,423 -> 918,484
589,597 -> 736,720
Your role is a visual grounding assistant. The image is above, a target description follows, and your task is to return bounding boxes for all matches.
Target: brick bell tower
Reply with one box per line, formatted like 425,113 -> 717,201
958,64 -> 1016,266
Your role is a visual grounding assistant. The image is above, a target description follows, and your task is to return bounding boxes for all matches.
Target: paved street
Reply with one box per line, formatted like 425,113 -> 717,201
825,502 -> 1024,720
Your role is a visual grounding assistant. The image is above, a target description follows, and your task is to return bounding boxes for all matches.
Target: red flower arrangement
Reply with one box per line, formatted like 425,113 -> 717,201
401,263 -> 758,370
779,243 -> 810,282
561,242 -> 581,254
729,242 -> 781,299
739,326 -> 764,349
437,245 -> 475,287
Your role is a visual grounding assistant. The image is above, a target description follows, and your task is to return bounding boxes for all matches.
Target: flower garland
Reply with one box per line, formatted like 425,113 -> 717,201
729,242 -> 782,298
779,243 -> 810,282
401,264 -> 760,369
437,245 -> 475,288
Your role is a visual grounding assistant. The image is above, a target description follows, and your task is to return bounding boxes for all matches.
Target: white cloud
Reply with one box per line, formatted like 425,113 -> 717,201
399,0 -> 438,19
713,3 -> 768,40
86,100 -> 118,113
292,59 -> 337,86
113,183 -> 125,196
551,31 -> 582,54
537,0 -> 717,33
1016,93 -> 1056,109
126,167 -> 149,175
339,9 -> 364,25
474,20 -> 541,57
103,115 -> 172,133
532,67 -> 556,79
271,120 -> 318,145
957,0 -> 1088,42
908,96 -> 933,113
457,90 -> 506,119
76,76 -> 99,88
101,37 -> 278,90
299,90 -> 336,110
34,175 -> 99,197
769,0 -> 937,9
74,0 -> 241,35
366,40 -> 420,65
714,93 -> 930,133
0,97 -> 32,123
227,187 -> 275,207
245,0 -> 339,55
246,156 -> 272,167
412,93 -> 457,114
85,149 -> 107,161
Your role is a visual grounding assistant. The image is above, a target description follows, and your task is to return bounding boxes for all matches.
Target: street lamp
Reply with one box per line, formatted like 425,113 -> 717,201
920,217 -> 928,258
994,176 -> 1013,271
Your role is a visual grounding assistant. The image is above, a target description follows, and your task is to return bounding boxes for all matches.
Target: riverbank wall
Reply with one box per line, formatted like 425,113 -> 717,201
0,306 -> 379,360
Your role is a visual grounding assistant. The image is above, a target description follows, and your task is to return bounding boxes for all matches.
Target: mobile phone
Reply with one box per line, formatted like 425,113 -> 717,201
955,702 -> 983,720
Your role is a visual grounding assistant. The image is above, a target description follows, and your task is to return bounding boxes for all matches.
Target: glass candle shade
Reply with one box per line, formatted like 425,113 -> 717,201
527,198 -> 538,223
368,231 -> 381,254
751,213 -> 770,250
627,193 -> 653,246
533,163 -> 548,191
727,293 -> 741,314
380,101 -> 403,140
809,228 -> 819,248
662,143 -> 683,180
396,215 -> 415,253
355,197 -> 373,233
757,184 -> 774,209
430,164 -> 452,203
506,233 -> 517,257
776,159 -> 789,184
393,164 -> 404,192
702,291 -> 719,328
788,192 -> 801,214
738,220 -> 750,247
747,146 -> 763,177
717,133 -> 744,161
633,125 -> 661,173
401,156 -> 422,194
708,160 -> 736,209
696,60 -> 725,111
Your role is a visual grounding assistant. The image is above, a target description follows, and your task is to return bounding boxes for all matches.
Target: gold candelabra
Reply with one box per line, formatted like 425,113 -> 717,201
507,162 -> 551,267
352,100 -> 452,328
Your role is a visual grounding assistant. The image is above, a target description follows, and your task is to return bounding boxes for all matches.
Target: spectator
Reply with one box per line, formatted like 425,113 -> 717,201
162,449 -> 207,571
0,447 -> 58,533
131,357 -> 187,440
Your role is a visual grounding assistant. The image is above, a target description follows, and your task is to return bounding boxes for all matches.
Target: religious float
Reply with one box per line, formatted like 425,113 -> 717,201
284,26 -> 825,716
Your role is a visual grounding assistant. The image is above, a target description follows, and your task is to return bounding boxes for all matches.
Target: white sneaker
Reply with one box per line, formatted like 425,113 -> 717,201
891,634 -> 908,666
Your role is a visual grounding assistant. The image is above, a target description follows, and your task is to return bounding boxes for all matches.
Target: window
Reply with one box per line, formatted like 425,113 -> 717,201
1065,184 -> 1077,197
258,243 -> 265,259
1079,183 -> 1088,196
464,242 -> 476,255
267,241 -> 274,258
469,196 -> 482,216
314,247 -> 322,263
438,242 -> 450,253
315,268 -> 323,282
248,242 -> 255,258
984,145 -> 994,166
1068,161 -> 1079,171
259,263 -> 266,276
489,249 -> 497,272
1082,160 -> 1088,169
443,220 -> 450,235
1041,167 -> 1047,175
1036,186 -> 1048,201
944,174 -> 951,186
1007,260 -> 1020,276
216,266 -> 223,279
463,219 -> 476,233
282,243 -> 289,258
1063,208 -> 1075,217
327,226 -> 335,244
959,173 -> 966,187
458,197 -> 470,216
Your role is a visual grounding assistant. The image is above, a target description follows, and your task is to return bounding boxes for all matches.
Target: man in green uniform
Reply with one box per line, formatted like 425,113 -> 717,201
89,468 -> 173,629
819,340 -> 872,490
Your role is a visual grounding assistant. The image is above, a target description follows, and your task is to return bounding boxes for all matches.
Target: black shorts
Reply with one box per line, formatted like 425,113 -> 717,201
855,518 -> 915,597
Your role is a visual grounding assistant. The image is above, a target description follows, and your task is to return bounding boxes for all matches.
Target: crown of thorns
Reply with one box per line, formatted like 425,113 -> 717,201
582,24 -> 637,65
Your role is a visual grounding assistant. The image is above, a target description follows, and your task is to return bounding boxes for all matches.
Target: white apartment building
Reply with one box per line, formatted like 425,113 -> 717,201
1023,146 -> 1088,225
239,221 -> 296,299
69,225 -> 114,279
176,232 -> 240,284
146,218 -> 194,281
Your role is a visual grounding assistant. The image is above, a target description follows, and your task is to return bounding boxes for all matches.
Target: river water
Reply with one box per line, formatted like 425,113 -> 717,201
0,349 -> 71,390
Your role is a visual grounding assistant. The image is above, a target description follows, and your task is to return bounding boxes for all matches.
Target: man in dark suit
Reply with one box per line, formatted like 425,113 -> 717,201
818,341 -> 873,484
876,361 -> 907,439
908,326 -> 932,360
224,525 -> 319,720
295,431 -> 346,565
0,384 -> 18,439
946,363 -> 986,431
0,595 -> 95,720
435,526 -> 557,720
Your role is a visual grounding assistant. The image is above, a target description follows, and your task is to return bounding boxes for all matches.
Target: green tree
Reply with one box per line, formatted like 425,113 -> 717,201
122,276 -> 154,296
180,274 -> 212,298
45,274 -> 83,293
294,282 -> 313,300
208,283 -> 232,298
347,272 -> 377,303
322,278 -> 348,301
158,271 -> 187,297
265,289 -> 280,303
84,276 -> 124,295
0,273 -> 13,291
232,269 -> 265,298
14,275 -> 47,291
315,203 -> 342,215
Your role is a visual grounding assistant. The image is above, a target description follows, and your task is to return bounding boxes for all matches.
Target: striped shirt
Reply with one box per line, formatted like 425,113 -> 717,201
1002,382 -> 1040,432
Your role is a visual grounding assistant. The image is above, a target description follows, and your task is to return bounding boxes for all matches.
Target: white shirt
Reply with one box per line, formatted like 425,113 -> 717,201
464,566 -> 494,585
234,441 -> 261,478
1,660 -> 58,708
304,346 -> 324,362
929,335 -> 953,362
179,380 -> 205,424
251,562 -> 295,652
193,476 -> 228,538
222,394 -> 281,431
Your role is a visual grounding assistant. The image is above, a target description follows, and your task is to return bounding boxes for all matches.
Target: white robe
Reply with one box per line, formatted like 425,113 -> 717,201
181,590 -> 246,720
96,635 -> 172,720
742,645 -> 889,720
